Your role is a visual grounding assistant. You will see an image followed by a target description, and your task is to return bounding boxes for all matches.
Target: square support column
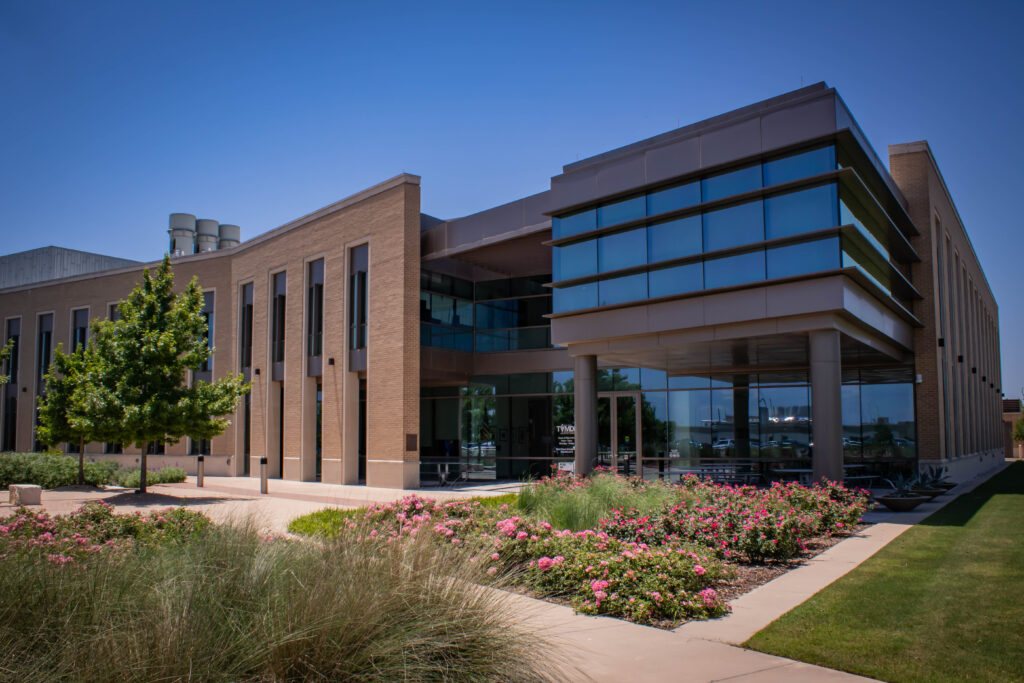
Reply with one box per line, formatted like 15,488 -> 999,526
810,329 -> 843,483
573,355 -> 597,477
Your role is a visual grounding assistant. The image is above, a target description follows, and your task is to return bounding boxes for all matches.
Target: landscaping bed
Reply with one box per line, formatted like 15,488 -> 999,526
289,471 -> 873,627
0,500 -> 557,682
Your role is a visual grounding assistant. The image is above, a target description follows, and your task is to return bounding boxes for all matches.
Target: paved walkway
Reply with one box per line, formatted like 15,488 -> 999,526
1,462 -> 1008,682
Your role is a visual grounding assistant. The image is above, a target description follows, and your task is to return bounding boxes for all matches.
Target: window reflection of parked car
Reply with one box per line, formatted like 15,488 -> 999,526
712,439 -> 734,452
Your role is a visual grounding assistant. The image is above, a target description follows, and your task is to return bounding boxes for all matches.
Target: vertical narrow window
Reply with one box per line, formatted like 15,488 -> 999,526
36,314 -> 53,395
2,318 -> 20,452
198,292 -> 214,374
307,259 -> 324,372
240,283 -> 253,371
108,303 -> 121,322
349,245 -> 368,350
71,308 -> 89,351
271,272 -> 286,380
315,382 -> 323,481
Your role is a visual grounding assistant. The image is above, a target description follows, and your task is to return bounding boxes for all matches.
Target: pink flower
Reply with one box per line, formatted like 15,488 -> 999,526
487,567 -> 497,576
491,552 -> 500,560
537,556 -> 555,571
694,565 -> 706,576
516,531 -> 528,540
591,579 -> 610,593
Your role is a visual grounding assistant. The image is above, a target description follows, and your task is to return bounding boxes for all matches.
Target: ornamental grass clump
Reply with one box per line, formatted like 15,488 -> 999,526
0,504 -> 559,682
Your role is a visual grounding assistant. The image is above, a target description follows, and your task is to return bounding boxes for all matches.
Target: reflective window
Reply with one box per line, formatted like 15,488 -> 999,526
598,227 -> 646,272
597,196 -> 645,228
553,240 -> 597,281
598,367 -> 641,391
764,184 -> 838,240
598,273 -> 647,307
701,164 -> 762,202
758,385 -> 811,460
860,382 -> 916,461
766,238 -> 840,279
553,282 -> 597,312
668,375 -> 711,390
647,215 -> 701,263
703,199 -> 764,252
552,208 -> 596,239
647,181 -> 700,216
640,368 -> 667,390
648,262 -> 703,298
668,390 -> 711,459
763,145 -> 836,186
642,392 -> 669,460
704,250 -> 765,289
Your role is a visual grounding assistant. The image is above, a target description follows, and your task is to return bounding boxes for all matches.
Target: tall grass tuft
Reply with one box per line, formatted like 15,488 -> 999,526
517,472 -> 684,531
0,520 -> 560,682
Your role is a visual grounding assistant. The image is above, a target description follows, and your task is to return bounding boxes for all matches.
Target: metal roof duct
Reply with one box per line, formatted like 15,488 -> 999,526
218,224 -> 241,249
168,213 -> 196,257
195,218 -> 219,253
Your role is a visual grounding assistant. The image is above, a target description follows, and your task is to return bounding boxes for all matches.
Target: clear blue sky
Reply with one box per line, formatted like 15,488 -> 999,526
1,0 -> 1021,397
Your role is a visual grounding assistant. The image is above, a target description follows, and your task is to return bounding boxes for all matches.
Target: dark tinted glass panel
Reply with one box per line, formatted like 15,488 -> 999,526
647,215 -> 701,263
764,184 -> 838,240
647,181 -> 700,215
554,240 -> 597,281
597,196 -> 645,228
507,275 -> 551,297
598,273 -> 647,306
704,250 -> 765,289
475,330 -> 508,352
766,238 -> 840,279
598,227 -> 646,273
703,199 -> 764,252
553,282 -> 597,312
759,385 -> 811,459
648,262 -> 702,298
509,327 -> 550,350
553,208 -> 596,239
701,164 -> 762,202
763,146 -> 836,186
508,373 -> 549,394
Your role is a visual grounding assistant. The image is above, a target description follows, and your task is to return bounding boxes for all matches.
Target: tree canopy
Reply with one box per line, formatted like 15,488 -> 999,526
36,341 -> 99,484
41,255 -> 249,493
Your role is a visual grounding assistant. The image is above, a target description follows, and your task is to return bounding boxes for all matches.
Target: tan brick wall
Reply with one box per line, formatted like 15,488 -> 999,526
890,143 -> 1002,463
0,174 -> 423,489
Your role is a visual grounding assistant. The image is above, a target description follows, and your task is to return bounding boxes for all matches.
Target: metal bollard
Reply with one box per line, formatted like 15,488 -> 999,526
197,455 -> 205,488
260,456 -> 268,495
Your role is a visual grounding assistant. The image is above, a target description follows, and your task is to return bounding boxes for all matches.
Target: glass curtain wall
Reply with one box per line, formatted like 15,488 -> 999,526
551,143 -> 914,314
420,272 -> 552,352
422,365 -> 915,484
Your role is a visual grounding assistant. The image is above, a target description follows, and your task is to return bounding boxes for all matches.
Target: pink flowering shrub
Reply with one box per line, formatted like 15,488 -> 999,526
290,472 -> 869,626
0,501 -> 212,565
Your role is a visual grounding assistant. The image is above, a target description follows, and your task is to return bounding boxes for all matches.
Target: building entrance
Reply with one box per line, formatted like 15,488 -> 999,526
597,392 -> 641,476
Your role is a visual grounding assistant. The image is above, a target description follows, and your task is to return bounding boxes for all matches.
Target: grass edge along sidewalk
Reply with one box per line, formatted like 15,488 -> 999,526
744,462 -> 1024,683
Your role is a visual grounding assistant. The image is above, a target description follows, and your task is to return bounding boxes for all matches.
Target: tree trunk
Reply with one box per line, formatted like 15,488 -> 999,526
139,447 -> 148,494
78,436 -> 85,486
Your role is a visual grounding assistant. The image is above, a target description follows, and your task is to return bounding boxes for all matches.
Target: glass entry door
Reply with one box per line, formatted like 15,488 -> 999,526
597,392 -> 642,476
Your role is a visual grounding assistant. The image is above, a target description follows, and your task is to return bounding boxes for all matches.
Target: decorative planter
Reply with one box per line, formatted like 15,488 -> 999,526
911,487 -> 945,500
876,494 -> 931,512
933,482 -> 957,491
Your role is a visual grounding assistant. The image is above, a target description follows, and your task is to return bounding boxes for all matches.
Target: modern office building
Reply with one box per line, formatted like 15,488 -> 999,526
0,83 -> 1004,488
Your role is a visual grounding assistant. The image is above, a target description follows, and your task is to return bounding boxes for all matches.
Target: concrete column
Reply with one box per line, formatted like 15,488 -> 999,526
573,355 -> 598,477
810,330 -> 843,483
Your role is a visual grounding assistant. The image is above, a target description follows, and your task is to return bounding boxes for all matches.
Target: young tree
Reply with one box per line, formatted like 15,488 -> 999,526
36,341 -> 97,484
90,255 -> 250,493
0,338 -> 11,386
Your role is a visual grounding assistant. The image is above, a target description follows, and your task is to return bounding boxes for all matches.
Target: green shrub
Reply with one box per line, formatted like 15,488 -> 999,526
115,466 -> 187,488
0,513 -> 558,682
0,452 -> 124,489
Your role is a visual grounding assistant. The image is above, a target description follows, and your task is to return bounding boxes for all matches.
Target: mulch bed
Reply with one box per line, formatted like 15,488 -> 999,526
715,522 -> 872,602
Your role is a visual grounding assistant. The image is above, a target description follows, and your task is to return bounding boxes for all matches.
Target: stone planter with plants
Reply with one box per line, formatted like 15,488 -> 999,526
876,474 -> 932,512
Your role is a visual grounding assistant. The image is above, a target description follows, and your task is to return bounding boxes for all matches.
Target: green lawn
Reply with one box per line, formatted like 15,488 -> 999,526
745,462 -> 1024,683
